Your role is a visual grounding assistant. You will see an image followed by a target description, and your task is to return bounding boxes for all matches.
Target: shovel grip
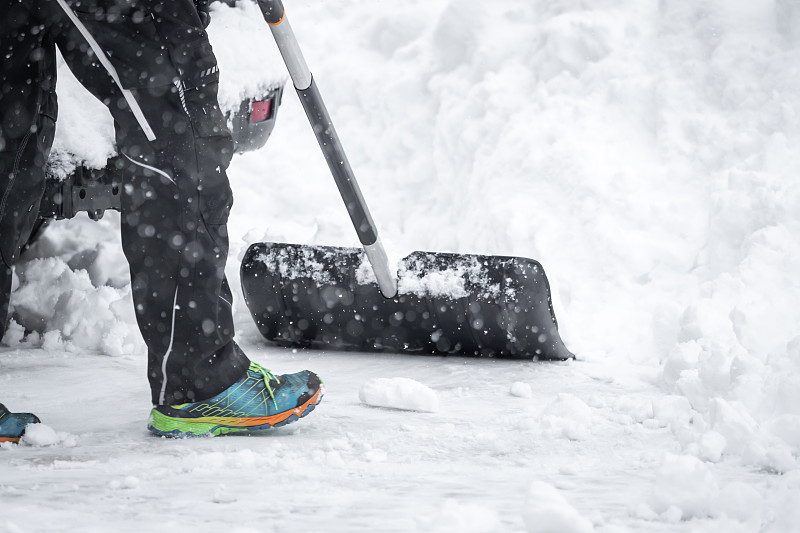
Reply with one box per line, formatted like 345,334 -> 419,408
257,0 -> 284,24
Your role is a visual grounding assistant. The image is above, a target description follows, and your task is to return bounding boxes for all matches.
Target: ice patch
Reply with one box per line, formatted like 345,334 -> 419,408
358,377 -> 440,412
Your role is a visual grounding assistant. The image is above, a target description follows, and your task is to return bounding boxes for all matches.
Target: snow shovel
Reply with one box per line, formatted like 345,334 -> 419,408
241,0 -> 574,360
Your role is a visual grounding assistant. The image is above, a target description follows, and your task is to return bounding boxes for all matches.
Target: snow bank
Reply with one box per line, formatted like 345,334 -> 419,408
358,377 -> 440,412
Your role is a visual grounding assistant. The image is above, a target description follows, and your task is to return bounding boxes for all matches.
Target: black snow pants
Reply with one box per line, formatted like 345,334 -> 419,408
0,0 -> 249,405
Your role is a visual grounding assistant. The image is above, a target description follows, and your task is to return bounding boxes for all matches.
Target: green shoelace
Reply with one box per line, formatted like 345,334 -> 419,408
255,364 -> 280,411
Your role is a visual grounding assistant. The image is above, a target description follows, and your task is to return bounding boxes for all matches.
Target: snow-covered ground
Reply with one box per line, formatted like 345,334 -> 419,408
3,0 -> 800,531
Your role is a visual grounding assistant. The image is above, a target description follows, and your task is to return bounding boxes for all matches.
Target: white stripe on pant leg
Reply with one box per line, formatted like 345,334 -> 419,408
123,153 -> 176,185
158,287 -> 180,405
54,0 -> 157,141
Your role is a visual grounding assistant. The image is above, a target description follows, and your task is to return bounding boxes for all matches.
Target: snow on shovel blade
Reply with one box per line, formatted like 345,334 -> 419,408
240,243 -> 574,360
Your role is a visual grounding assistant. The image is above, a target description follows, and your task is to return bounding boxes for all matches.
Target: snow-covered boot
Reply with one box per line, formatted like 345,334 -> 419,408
147,362 -> 323,438
0,403 -> 40,444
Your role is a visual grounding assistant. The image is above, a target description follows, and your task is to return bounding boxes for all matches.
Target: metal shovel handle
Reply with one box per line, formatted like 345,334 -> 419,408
256,0 -> 398,298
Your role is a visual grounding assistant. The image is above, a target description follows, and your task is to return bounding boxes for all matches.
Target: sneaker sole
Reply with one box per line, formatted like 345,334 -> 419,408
147,386 -> 324,438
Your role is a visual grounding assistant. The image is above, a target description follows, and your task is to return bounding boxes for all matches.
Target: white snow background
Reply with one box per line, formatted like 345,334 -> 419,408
2,0 -> 800,531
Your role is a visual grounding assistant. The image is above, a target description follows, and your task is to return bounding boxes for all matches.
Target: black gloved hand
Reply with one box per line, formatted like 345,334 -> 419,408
194,0 -> 211,28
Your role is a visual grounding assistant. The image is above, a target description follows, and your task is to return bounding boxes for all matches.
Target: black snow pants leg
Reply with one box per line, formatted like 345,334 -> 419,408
0,0 -> 249,405
0,1 -> 59,343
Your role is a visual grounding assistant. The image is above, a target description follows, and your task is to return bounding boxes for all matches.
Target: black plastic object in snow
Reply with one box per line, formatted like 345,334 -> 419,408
241,243 -> 573,360
229,86 -> 284,154
39,157 -> 123,222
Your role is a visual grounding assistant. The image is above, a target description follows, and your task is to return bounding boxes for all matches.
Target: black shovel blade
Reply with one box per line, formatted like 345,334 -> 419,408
240,242 -> 574,360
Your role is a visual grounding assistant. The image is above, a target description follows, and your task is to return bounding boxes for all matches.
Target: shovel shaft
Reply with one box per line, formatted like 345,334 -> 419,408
256,0 -> 397,297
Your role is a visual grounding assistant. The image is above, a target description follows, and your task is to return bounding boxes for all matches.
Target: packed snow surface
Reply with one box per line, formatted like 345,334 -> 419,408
3,0 -> 800,531
522,481 -> 594,533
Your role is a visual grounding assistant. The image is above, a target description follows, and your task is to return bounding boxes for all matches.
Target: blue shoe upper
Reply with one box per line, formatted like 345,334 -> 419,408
0,403 -> 40,440
160,362 -> 320,419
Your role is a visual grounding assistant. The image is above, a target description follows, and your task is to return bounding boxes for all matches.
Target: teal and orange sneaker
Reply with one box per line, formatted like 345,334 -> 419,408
147,362 -> 323,438
0,403 -> 40,444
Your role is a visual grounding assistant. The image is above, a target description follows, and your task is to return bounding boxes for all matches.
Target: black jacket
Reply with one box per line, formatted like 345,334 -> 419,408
68,0 -> 218,89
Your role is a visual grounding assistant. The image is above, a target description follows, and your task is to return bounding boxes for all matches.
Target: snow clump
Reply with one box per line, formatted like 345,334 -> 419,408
20,424 -> 77,448
358,377 -> 440,412
510,381 -> 533,398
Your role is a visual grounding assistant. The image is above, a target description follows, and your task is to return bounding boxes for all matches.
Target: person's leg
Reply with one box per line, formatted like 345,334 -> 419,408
54,3 -> 249,405
0,1 -> 58,340
117,80 -> 252,406
54,1 -> 322,432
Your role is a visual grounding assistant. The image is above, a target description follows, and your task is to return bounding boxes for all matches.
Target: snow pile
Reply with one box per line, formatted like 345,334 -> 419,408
49,56 -> 116,178
207,0 -> 286,114
648,454 -> 719,520
641,453 -> 765,527
648,1 -> 800,472
7,257 -> 140,355
359,377 -> 440,412
4,218 -> 142,355
522,481 -> 593,533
